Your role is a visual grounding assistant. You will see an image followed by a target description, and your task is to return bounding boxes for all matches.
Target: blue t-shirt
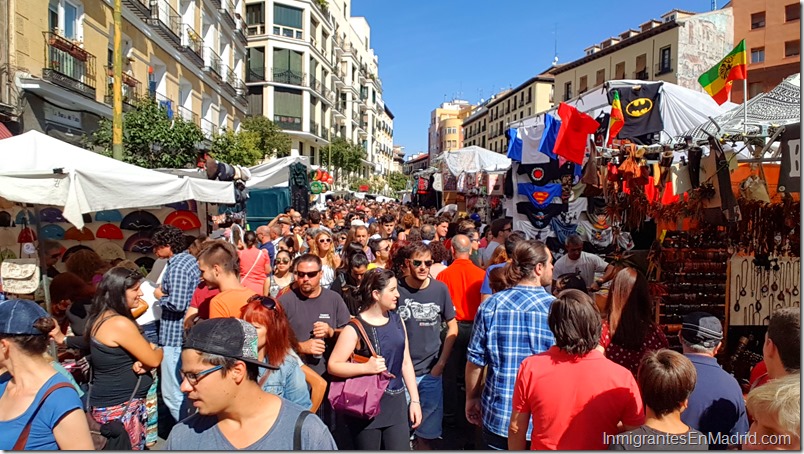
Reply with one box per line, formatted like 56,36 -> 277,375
0,372 -> 84,450
480,263 -> 506,295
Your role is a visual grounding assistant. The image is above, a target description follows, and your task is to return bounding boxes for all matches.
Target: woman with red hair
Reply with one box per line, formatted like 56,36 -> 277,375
241,296 -> 326,411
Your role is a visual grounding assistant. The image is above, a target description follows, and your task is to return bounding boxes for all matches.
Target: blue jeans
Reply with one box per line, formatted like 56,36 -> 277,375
160,346 -> 187,422
405,373 -> 443,440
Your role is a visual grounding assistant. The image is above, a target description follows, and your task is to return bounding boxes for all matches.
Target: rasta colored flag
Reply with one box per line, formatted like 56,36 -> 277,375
698,40 -> 747,105
608,90 -> 624,145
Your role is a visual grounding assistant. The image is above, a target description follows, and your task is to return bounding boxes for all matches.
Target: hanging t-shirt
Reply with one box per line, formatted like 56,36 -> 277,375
554,103 -> 601,165
517,202 -> 568,230
577,219 -> 614,249
550,217 -> 580,245
538,114 -> 561,160
513,219 -> 556,241
517,183 -> 564,209
517,161 -> 561,185
521,123 -> 551,164
559,197 -> 588,225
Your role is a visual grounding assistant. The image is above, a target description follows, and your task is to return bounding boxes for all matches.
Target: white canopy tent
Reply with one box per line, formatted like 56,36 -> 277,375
246,155 -> 309,189
0,130 -> 234,229
440,145 -> 512,176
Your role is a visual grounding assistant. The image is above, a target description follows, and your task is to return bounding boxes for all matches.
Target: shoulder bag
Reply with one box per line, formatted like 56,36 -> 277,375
327,319 -> 393,419
85,370 -> 142,450
12,382 -> 75,450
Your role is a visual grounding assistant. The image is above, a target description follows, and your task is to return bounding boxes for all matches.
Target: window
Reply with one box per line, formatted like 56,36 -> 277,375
785,40 -> 800,57
748,82 -> 763,99
246,4 -> 264,34
658,46 -> 672,74
751,12 -> 766,29
579,75 -> 588,94
273,4 -> 303,39
49,0 -> 82,39
273,48 -> 303,83
596,69 -> 605,86
274,88 -> 303,129
564,81 -> 572,101
615,61 -> 625,79
247,86 -> 263,116
247,47 -> 265,81
786,3 -> 800,22
751,47 -> 765,63
48,1 -> 58,32
635,53 -> 647,79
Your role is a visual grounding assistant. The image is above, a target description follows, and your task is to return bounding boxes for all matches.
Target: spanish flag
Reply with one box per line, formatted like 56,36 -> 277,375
698,40 -> 747,105
607,90 -> 624,146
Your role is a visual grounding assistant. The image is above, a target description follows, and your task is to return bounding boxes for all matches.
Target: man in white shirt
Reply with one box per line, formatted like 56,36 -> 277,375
551,234 -> 615,293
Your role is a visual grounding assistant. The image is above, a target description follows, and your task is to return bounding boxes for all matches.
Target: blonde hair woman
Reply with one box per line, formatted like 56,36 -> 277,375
311,230 -> 341,289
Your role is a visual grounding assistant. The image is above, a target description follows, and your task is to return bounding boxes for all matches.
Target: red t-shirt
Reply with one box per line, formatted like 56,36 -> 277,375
190,282 -> 220,320
436,258 -> 486,322
603,320 -> 669,377
513,347 -> 645,450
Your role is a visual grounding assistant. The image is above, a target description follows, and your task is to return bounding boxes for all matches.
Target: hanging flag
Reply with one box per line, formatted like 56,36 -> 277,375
553,103 -> 600,165
607,90 -> 624,145
698,39 -> 747,105
538,114 -> 561,160
609,83 -> 664,138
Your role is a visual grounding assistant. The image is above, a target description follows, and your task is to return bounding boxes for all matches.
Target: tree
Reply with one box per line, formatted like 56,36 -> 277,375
241,116 -> 291,159
321,137 -> 366,182
350,177 -> 371,192
387,171 -> 408,193
90,98 -> 204,169
209,128 -> 263,166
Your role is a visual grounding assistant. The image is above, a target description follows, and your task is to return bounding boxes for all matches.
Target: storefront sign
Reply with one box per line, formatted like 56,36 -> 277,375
778,123 -> 800,193
44,104 -> 82,129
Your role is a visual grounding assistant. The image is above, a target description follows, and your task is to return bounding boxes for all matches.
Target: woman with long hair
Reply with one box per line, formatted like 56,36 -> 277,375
241,296 -> 325,411
428,241 -> 449,278
49,271 -> 96,336
489,244 -> 508,266
65,249 -> 111,288
278,235 -> 300,258
388,240 -> 410,279
310,230 -> 340,289
0,299 -> 94,450
264,249 -> 295,298
84,268 -> 164,450
328,269 -> 422,450
238,231 -> 271,295
601,267 -> 668,376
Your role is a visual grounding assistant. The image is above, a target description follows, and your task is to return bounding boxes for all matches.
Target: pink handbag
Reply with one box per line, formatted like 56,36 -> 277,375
328,319 -> 393,419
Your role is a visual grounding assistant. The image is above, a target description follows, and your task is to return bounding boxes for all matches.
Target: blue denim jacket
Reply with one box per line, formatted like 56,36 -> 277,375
258,350 -> 312,409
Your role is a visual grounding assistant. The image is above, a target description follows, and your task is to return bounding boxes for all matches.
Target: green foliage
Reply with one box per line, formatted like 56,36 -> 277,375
387,171 -> 408,192
241,116 -> 292,159
321,137 -> 367,182
90,98 -> 204,168
210,128 -> 263,166
350,177 -> 371,192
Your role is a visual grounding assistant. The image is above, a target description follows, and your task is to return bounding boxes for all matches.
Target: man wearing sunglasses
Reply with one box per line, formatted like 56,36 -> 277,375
397,241 -> 458,449
166,318 -> 336,450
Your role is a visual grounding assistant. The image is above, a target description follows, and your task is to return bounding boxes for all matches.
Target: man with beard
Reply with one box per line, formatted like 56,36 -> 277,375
397,242 -> 458,449
353,225 -> 374,261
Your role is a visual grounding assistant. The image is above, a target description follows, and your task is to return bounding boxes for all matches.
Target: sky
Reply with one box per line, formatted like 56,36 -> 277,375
351,0 -> 715,158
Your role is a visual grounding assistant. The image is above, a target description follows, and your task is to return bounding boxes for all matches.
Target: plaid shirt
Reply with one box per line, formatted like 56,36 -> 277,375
467,285 -> 555,439
158,252 -> 200,347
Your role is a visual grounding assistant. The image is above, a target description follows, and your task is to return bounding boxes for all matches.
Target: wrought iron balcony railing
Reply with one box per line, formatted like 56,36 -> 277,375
247,66 -> 265,82
43,32 -> 97,99
204,47 -> 222,78
149,0 -> 182,42
271,68 -> 305,86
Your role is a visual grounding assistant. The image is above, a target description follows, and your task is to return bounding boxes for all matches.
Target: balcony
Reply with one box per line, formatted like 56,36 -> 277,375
201,117 -> 218,138
234,15 -> 247,45
633,69 -> 649,80
655,58 -> 673,76
274,115 -> 303,131
220,65 -> 237,96
203,47 -> 222,80
177,105 -> 200,126
123,0 -> 150,19
309,120 -> 323,138
351,110 -> 360,124
233,77 -> 247,96
103,66 -> 142,110
150,91 -> 176,119
42,32 -> 97,99
219,0 -> 236,29
271,68 -> 305,87
181,24 -> 204,67
149,0 -> 182,46
247,66 -> 265,82
247,23 -> 266,36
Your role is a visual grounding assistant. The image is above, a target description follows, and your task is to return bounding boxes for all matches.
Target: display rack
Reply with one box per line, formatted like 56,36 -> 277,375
652,229 -> 731,352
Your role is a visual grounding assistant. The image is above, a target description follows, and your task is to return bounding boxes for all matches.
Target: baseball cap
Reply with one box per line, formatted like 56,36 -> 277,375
351,219 -> 366,227
470,213 -> 482,222
0,299 -> 49,335
681,312 -> 723,349
184,318 -> 278,370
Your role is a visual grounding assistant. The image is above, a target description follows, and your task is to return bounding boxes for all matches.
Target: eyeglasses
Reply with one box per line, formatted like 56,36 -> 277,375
295,270 -> 321,279
275,258 -> 290,265
318,238 -> 332,243
248,294 -> 277,310
502,227 -> 512,232
411,259 -> 434,268
180,364 -> 223,386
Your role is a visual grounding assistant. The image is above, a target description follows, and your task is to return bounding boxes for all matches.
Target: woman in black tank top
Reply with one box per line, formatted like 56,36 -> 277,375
85,267 -> 164,450
328,268 -> 422,450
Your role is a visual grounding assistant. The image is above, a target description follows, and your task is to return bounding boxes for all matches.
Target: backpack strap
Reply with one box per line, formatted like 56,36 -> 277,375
293,410 -> 311,450
13,382 -> 75,450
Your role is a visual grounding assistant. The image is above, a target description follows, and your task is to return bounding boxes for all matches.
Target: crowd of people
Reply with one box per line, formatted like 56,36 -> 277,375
0,197 -> 800,451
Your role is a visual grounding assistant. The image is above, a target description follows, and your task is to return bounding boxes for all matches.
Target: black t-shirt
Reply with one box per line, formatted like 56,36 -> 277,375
396,278 -> 455,375
279,287 -> 351,375
609,425 -> 708,450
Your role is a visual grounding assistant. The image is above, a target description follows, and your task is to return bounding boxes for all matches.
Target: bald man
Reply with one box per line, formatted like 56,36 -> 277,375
436,233 -> 487,433
255,225 -> 275,264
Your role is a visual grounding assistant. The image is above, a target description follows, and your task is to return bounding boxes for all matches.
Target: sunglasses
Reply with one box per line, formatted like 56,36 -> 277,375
411,259 -> 434,268
180,364 -> 223,386
295,270 -> 321,279
248,294 -> 277,310
318,238 -> 332,243
275,258 -> 290,265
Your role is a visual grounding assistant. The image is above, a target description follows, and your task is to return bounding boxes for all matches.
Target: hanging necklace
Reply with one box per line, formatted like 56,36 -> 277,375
791,260 -> 800,297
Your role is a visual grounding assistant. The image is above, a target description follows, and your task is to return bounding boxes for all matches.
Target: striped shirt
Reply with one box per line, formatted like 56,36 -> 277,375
467,284 -> 555,439
158,252 -> 200,347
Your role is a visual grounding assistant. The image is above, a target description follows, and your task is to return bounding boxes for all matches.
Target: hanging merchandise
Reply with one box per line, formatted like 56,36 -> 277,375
609,83 -> 664,139
708,137 -> 740,223
538,114 -> 561,160
593,112 -> 611,147
477,172 -> 489,195
289,162 -> 309,219
778,122 -> 801,194
514,219 -> 556,241
671,159 -> 692,196
739,174 -> 771,203
517,183 -> 564,209
508,125 -> 551,165
442,170 -> 458,191
516,202 -> 567,230
517,161 -> 561,185
417,175 -> 430,194
553,103 -> 601,165
488,173 -> 504,196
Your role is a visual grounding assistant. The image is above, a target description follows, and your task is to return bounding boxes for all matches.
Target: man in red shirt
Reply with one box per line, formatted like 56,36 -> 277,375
509,289 -> 644,450
437,233 -> 486,439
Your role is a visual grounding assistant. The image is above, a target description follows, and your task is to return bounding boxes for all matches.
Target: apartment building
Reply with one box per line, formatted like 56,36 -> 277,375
427,99 -> 471,158
392,144 -> 404,174
403,152 -> 428,176
551,8 -> 734,103
731,0 -> 800,102
5,0 -> 248,143
482,74 -> 554,154
245,0 -> 388,178
462,101 -> 488,149
373,103 -> 393,176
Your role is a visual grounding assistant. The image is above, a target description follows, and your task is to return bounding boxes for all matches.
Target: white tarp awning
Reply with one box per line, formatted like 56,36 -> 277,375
247,156 -> 309,189
0,130 -> 234,228
442,145 -> 512,176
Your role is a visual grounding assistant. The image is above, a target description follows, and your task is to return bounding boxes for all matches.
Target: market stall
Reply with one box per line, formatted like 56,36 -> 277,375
436,145 -> 510,223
